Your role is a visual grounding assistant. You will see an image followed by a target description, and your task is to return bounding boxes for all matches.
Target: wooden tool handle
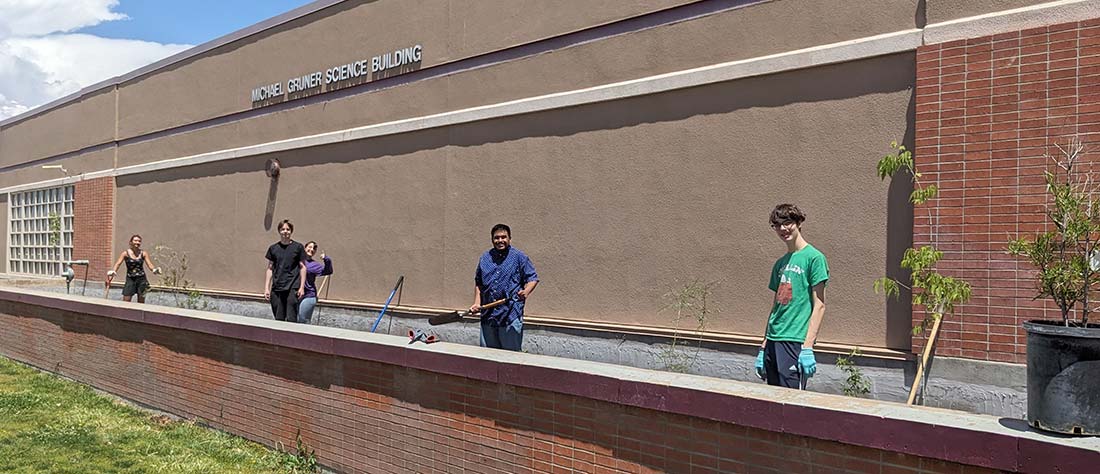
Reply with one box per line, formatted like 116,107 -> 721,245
479,298 -> 508,310
428,298 -> 511,326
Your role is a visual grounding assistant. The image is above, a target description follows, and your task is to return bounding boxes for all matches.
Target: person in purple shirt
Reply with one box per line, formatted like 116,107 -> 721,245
469,224 -> 539,351
298,241 -> 333,324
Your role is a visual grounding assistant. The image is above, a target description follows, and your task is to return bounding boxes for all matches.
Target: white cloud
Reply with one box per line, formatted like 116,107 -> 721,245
0,0 -> 127,37
0,0 -> 192,120
0,92 -> 28,118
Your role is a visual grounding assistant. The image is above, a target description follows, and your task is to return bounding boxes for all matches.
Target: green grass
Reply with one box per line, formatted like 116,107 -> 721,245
0,356 -> 316,474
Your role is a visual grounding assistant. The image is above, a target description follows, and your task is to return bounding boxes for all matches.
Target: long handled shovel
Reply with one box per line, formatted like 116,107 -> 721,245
103,275 -> 114,300
369,276 -> 404,333
317,275 -> 330,299
313,275 -> 331,322
429,298 -> 507,326
80,265 -> 90,296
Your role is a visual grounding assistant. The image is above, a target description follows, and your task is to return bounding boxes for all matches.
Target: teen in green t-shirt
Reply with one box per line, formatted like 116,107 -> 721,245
755,204 -> 829,389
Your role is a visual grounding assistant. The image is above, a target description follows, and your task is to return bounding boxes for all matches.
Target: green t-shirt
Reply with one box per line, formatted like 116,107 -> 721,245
767,244 -> 829,343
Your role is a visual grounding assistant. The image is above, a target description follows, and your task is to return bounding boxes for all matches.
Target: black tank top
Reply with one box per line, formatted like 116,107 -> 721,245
124,252 -> 145,278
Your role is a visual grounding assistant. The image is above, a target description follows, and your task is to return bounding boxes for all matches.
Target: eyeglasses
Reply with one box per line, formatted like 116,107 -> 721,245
770,221 -> 796,229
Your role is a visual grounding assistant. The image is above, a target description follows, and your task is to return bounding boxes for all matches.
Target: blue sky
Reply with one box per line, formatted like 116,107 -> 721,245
78,1 -> 315,45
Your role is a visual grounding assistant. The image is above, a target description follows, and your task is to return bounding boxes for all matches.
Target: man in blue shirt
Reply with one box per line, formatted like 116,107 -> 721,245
469,224 -> 539,351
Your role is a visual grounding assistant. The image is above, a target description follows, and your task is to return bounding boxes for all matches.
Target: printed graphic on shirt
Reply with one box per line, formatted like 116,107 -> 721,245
775,264 -> 804,305
776,281 -> 793,304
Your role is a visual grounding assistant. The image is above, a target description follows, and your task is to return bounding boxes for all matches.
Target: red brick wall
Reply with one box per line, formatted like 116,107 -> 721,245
73,177 -> 115,281
0,295 -> 1028,474
913,19 -> 1100,363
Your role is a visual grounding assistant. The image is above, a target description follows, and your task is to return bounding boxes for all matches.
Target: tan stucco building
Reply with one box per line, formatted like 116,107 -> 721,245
1,0 -> 1087,361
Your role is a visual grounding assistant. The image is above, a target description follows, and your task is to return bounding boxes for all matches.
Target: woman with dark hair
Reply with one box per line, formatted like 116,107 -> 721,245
297,241 -> 333,324
263,219 -> 307,322
107,234 -> 161,303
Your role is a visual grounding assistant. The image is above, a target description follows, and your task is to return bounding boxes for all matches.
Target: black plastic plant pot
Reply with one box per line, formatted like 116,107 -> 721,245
1023,320 -> 1100,435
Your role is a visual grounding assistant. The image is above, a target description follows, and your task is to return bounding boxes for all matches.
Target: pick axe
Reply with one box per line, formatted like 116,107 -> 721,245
429,298 -> 507,326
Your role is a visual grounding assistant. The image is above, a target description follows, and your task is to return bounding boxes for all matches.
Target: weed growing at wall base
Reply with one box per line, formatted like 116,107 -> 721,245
836,349 -> 872,397
658,280 -> 718,373
275,429 -> 319,473
153,245 -> 217,311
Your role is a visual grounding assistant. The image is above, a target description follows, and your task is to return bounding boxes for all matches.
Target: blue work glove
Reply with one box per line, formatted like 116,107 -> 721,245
754,349 -> 765,380
798,348 -> 817,377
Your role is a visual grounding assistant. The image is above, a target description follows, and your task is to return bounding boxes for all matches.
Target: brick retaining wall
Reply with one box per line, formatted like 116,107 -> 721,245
0,288 -> 1096,473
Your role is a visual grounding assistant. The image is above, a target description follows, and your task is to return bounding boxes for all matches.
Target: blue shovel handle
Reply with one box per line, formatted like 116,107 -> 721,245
369,274 -> 404,334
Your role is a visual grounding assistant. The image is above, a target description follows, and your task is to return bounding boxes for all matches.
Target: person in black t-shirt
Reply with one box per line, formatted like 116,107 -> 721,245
263,219 -> 307,322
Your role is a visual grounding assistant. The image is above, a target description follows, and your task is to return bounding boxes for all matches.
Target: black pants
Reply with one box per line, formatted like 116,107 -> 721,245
764,340 -> 805,389
270,290 -> 299,322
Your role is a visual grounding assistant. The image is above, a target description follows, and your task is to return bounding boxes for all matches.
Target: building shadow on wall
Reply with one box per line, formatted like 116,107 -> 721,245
119,53 -> 917,186
264,176 -> 278,231
883,90 -> 917,351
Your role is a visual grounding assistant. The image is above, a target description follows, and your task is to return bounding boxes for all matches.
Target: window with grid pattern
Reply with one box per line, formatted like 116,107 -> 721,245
8,186 -> 74,276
